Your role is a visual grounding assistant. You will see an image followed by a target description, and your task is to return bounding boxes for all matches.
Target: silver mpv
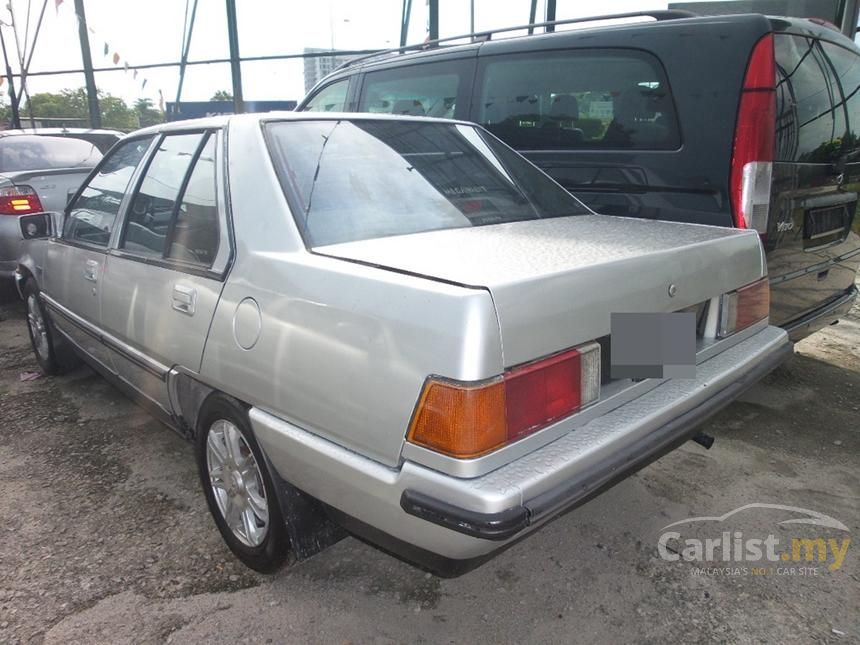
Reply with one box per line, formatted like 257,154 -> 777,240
16,113 -> 791,575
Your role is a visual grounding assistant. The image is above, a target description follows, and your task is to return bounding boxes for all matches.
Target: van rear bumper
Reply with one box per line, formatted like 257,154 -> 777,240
783,285 -> 857,342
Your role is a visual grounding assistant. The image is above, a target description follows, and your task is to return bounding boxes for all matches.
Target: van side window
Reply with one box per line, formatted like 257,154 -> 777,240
775,35 -> 844,163
478,50 -> 680,150
64,136 -> 154,247
303,79 -> 349,112
359,62 -> 463,118
121,133 -> 204,258
819,41 -> 860,157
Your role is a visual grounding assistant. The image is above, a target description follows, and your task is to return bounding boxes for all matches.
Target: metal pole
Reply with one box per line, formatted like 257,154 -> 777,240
428,0 -> 438,41
400,0 -> 412,47
225,0 -> 244,113
175,0 -> 199,104
73,0 -> 101,128
545,0 -> 557,33
839,0 -> 859,37
16,0 -> 50,123
528,0 -> 537,35
0,27 -> 21,128
470,0 -> 474,35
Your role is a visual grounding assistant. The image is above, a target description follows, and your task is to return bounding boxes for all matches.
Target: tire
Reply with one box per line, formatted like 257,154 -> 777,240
196,395 -> 290,573
22,280 -> 77,375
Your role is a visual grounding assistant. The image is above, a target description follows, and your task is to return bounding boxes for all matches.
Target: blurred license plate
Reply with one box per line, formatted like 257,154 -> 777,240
610,312 -> 696,379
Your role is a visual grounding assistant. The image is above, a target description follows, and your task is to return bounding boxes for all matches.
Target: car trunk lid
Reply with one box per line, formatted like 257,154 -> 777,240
315,215 -> 765,367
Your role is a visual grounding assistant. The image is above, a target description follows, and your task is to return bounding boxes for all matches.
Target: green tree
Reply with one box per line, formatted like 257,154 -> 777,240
23,88 -> 138,130
133,97 -> 164,128
210,90 -> 233,101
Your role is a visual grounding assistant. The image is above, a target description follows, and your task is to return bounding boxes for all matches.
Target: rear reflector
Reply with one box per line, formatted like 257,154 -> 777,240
719,277 -> 770,337
407,343 -> 600,458
730,33 -> 775,233
0,185 -> 44,216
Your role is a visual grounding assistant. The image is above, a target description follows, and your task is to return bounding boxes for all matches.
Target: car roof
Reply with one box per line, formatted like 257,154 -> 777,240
128,111 -> 476,137
0,127 -> 124,137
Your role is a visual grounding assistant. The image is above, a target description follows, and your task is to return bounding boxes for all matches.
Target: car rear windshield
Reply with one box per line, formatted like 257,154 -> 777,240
478,49 -> 681,150
0,135 -> 102,172
264,119 -> 590,247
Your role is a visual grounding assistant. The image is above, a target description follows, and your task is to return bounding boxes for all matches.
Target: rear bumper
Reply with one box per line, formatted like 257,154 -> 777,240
0,216 -> 23,278
251,325 -> 790,572
783,285 -> 857,342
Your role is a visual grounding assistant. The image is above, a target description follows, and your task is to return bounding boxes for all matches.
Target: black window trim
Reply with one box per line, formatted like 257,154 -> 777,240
58,132 -> 159,254
114,128 -> 224,276
472,45 -> 684,153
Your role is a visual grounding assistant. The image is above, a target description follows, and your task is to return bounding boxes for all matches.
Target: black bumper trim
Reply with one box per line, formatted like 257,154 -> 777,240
782,285 -> 857,341
401,340 -> 793,542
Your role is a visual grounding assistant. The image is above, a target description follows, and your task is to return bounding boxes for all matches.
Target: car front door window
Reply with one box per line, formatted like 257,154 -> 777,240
64,136 -> 155,246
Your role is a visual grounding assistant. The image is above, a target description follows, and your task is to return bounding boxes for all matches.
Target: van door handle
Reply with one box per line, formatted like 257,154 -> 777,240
83,259 -> 99,282
171,284 -> 197,316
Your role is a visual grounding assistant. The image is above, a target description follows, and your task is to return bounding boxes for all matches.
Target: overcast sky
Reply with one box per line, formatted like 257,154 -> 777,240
0,0 -> 850,108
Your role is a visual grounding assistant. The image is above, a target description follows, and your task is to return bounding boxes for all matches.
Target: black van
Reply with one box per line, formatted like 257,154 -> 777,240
297,12 -> 860,340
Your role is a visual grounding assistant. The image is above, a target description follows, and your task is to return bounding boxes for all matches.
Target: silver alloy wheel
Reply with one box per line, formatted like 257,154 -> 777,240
206,419 -> 270,547
27,294 -> 50,362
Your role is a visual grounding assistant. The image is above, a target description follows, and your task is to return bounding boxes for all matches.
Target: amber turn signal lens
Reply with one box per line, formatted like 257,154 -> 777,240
407,377 -> 507,458
719,277 -> 770,337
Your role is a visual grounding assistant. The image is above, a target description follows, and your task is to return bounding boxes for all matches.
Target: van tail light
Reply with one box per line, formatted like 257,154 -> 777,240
407,343 -> 600,458
719,277 -> 770,338
730,33 -> 775,235
0,185 -> 43,215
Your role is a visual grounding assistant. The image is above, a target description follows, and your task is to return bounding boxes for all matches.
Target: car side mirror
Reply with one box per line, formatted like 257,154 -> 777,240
18,212 -> 59,240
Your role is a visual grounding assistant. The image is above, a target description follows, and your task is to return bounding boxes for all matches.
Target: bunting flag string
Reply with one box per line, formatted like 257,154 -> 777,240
53,0 -> 164,109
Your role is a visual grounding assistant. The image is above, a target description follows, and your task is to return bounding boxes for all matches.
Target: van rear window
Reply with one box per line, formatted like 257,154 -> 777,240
478,49 -> 681,151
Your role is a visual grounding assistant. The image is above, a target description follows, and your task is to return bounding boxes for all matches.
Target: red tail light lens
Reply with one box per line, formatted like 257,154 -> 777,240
407,343 -> 600,458
730,33 -> 776,233
0,185 -> 43,215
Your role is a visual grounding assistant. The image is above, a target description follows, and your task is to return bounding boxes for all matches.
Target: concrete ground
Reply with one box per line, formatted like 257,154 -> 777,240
0,281 -> 858,645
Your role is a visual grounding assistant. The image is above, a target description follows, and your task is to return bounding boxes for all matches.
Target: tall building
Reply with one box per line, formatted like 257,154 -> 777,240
303,48 -> 358,93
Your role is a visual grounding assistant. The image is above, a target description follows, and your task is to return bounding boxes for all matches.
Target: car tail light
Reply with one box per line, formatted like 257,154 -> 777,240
407,343 -> 600,458
719,277 -> 770,338
730,33 -> 776,234
0,185 -> 43,215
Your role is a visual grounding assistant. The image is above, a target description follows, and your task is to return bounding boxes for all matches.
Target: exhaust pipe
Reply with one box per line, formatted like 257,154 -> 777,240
692,432 -> 715,449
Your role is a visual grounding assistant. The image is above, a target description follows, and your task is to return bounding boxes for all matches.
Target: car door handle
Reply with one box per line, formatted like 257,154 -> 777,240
83,259 -> 99,282
172,284 -> 197,316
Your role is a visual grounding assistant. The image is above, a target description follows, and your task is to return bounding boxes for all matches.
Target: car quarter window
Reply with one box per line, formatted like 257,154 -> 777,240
121,133 -> 205,258
359,61 -> 465,118
63,135 -> 155,247
303,79 -> 349,112
819,41 -> 860,157
477,49 -> 680,150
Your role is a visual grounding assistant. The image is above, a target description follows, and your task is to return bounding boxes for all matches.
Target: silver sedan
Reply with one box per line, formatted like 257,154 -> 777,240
16,113 -> 790,575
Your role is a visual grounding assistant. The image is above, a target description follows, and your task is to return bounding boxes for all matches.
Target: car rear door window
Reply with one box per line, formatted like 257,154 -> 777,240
359,61 -> 466,118
64,136 -> 154,246
775,35 -> 844,163
477,49 -> 680,150
166,135 -> 219,266
303,79 -> 349,112
819,41 -> 860,157
122,133 -> 204,258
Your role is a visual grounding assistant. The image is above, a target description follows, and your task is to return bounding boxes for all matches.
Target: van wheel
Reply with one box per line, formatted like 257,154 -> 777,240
23,280 -> 77,375
196,395 -> 290,573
